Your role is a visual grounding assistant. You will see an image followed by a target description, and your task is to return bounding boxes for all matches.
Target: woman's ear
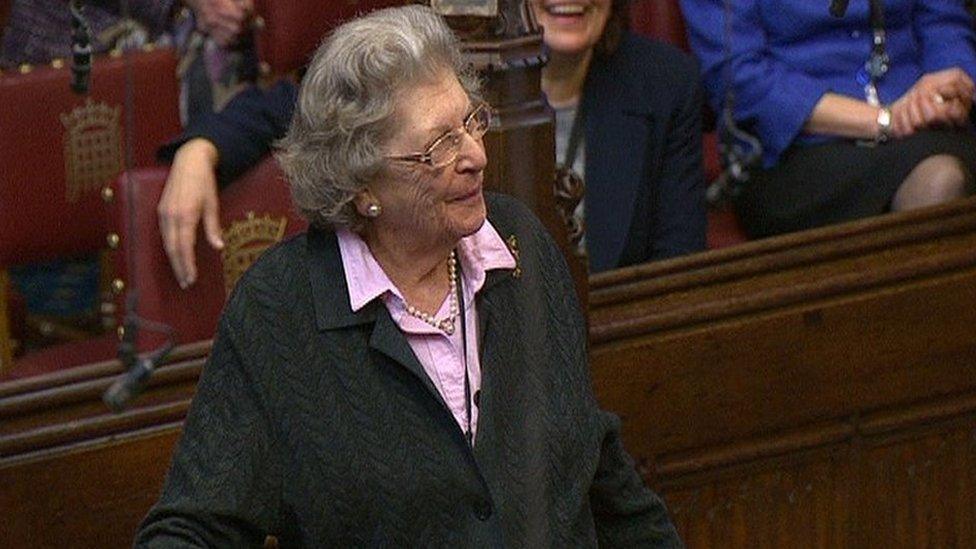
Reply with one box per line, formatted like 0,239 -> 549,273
354,190 -> 382,218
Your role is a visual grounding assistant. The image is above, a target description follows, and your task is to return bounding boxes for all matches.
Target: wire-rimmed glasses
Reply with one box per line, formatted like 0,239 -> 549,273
386,102 -> 492,168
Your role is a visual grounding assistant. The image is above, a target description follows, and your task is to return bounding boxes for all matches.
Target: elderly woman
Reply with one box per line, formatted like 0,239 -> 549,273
136,6 -> 679,547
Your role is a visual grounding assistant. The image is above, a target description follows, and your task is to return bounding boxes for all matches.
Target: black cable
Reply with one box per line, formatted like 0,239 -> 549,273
455,250 -> 473,447
708,0 -> 763,206
103,0 -> 177,411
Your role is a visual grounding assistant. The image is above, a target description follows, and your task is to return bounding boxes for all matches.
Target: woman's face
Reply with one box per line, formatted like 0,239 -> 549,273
530,0 -> 612,56
363,72 -> 488,250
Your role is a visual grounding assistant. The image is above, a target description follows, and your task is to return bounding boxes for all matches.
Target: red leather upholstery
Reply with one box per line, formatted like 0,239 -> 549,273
0,48 -> 182,379
0,48 -> 181,266
252,0 -> 400,76
110,157 -> 307,352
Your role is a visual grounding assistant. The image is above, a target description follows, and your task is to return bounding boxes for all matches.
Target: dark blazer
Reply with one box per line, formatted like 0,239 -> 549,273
159,32 -> 706,273
136,193 -> 681,547
583,32 -> 707,273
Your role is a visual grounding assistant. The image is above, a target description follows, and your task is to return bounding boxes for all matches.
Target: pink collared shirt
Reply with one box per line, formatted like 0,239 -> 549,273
336,222 -> 516,443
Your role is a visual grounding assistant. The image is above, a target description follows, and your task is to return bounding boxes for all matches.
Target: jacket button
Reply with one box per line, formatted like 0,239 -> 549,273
474,501 -> 492,521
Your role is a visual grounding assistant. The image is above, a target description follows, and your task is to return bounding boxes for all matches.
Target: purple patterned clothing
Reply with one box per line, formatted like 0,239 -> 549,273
0,0 -> 177,69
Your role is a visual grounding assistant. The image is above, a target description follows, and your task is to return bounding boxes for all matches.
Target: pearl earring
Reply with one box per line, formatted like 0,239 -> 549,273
366,203 -> 382,218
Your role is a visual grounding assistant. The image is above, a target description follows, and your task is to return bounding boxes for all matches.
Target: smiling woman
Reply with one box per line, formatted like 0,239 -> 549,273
530,0 -> 708,272
134,5 -> 681,546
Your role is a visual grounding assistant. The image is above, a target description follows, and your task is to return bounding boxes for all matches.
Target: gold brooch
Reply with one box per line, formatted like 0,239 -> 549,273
505,234 -> 522,278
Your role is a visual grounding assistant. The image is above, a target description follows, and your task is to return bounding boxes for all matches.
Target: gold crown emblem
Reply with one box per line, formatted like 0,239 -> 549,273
60,98 -> 122,203
220,211 -> 288,295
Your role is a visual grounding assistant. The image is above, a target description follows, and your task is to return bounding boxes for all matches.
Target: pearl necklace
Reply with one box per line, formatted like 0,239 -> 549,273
404,251 -> 458,335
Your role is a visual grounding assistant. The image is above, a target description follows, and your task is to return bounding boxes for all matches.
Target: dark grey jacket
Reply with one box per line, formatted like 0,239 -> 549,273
136,193 -> 680,547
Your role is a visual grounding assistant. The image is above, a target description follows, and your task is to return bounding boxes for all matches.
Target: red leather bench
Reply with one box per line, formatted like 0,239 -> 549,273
252,0 -> 400,77
108,158 -> 307,354
0,47 -> 181,379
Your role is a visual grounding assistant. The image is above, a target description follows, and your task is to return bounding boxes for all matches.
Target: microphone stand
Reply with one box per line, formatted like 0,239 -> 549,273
95,0 -> 177,412
69,0 -> 92,94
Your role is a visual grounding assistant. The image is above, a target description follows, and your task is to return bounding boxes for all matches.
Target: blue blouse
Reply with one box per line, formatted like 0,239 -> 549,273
679,0 -> 976,166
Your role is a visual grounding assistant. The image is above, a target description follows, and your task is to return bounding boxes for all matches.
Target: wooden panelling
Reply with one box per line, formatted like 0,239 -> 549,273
0,341 -> 206,459
0,426 -> 181,548
0,269 -> 11,375
590,198 -> 976,546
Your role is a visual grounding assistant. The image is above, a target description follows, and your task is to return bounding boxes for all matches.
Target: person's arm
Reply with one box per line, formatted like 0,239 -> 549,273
158,79 -> 298,187
590,413 -> 682,548
803,93 -> 887,139
157,138 -> 222,289
650,55 -> 706,260
678,0 -> 832,166
914,1 -> 976,84
183,0 -> 253,47
87,0 -> 253,44
525,205 -> 681,546
156,79 -> 297,287
135,287 -> 281,546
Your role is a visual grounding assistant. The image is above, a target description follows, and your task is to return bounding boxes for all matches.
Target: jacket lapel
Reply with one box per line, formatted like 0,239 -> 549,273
367,309 -> 450,412
304,227 -> 448,409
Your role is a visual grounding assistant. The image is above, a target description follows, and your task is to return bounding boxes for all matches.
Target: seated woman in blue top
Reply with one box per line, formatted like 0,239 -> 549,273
156,0 -> 707,284
679,0 -> 976,238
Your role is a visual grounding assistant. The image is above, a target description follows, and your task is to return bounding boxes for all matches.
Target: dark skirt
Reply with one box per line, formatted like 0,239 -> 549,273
734,129 -> 976,238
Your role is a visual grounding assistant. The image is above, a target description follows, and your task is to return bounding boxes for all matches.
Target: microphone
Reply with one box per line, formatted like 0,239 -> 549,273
103,337 -> 174,412
830,0 -> 850,18
69,0 -> 93,94
103,295 -> 175,412
103,355 -> 155,412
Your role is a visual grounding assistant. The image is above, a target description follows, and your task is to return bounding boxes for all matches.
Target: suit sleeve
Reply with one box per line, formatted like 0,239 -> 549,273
650,56 -> 707,260
913,1 -> 976,80
157,79 -> 298,187
135,288 -> 281,547
679,0 -> 831,166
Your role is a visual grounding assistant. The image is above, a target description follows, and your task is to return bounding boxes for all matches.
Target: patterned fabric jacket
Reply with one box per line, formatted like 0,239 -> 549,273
136,193 -> 681,547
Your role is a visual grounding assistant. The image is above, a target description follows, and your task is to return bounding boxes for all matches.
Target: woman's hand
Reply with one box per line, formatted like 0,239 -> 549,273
157,139 -> 224,289
184,0 -> 253,47
891,67 -> 974,138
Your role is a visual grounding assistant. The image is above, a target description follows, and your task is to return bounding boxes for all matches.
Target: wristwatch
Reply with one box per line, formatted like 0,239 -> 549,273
876,106 -> 892,143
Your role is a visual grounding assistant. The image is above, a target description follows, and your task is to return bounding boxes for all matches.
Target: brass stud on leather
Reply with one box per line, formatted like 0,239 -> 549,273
252,15 -> 266,30
117,325 -> 125,341
51,58 -> 65,69
111,278 -> 126,294
101,186 -> 115,202
18,63 -> 32,74
106,233 -> 121,249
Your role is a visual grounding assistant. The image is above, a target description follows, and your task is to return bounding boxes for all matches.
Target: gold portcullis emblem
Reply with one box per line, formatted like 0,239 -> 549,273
60,98 -> 122,203
221,212 -> 288,295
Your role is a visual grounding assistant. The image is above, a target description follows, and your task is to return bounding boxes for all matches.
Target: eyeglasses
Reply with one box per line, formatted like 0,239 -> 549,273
386,102 -> 491,168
